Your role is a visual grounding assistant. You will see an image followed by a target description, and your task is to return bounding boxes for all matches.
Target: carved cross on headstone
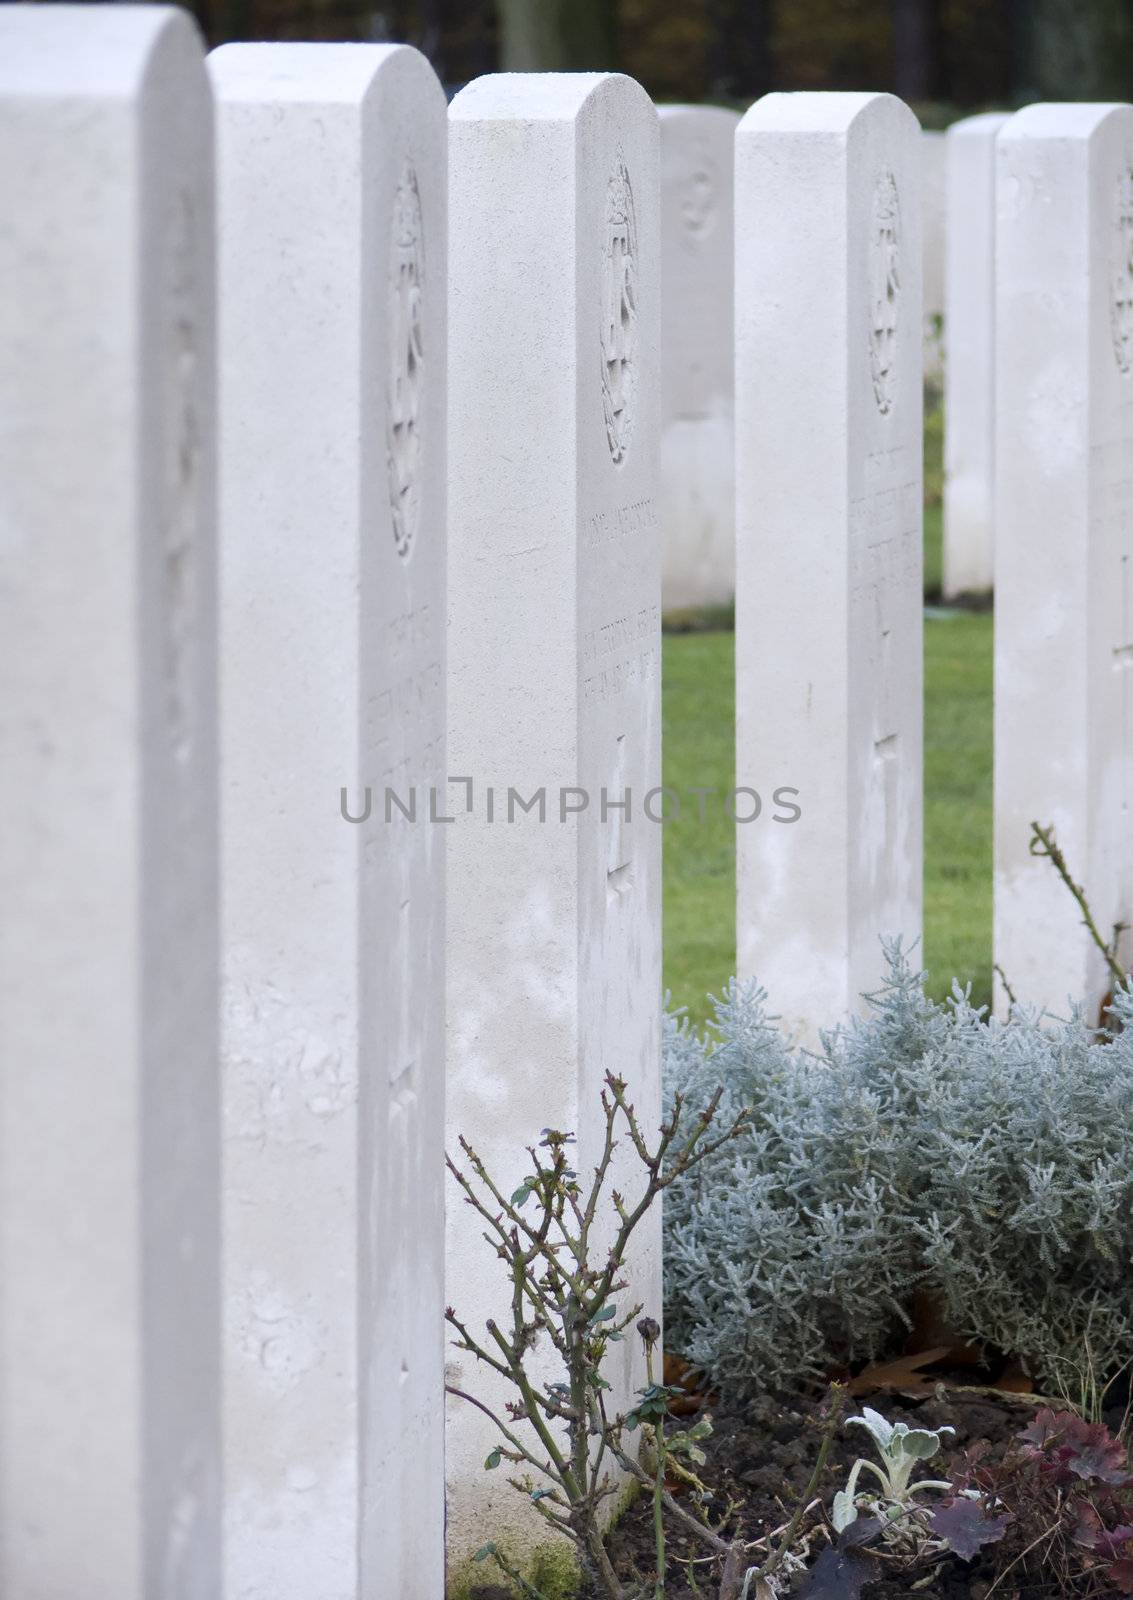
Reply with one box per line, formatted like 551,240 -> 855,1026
606,732 -> 633,902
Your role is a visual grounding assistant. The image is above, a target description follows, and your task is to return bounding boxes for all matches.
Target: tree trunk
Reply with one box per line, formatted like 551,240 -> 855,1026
893,0 -> 940,102
496,0 -> 616,72
707,0 -> 772,102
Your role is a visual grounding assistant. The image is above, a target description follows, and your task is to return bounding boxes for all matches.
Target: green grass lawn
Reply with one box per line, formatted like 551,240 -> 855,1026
661,631 -> 736,1019
662,611 -> 994,1026
922,608 -> 993,1011
663,396 -> 994,1025
924,503 -> 943,598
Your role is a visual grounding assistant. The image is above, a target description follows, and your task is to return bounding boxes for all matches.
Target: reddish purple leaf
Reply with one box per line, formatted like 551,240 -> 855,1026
1065,1423 -> 1131,1486
1019,1409 -> 1131,1485
931,1497 -> 1012,1561
795,1545 -> 878,1599
1019,1408 -> 1063,1451
1093,1523 -> 1133,1561
1109,1558 -> 1133,1595
1072,1498 -> 1104,1548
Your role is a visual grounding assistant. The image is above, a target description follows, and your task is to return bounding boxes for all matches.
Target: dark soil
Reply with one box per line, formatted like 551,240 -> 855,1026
587,1382 -> 1061,1599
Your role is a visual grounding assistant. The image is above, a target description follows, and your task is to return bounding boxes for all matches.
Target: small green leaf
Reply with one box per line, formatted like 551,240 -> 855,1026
590,1303 -> 617,1323
902,1428 -> 949,1461
511,1185 -> 532,1206
472,1543 -> 497,1562
831,1490 -> 858,1534
484,1449 -> 502,1470
530,1487 -> 554,1503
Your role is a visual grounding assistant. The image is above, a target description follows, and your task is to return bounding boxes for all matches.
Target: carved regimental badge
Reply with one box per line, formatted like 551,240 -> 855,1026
1111,166 -> 1133,376
602,158 -> 638,465
680,142 -> 718,244
869,170 -> 901,417
388,162 -> 424,559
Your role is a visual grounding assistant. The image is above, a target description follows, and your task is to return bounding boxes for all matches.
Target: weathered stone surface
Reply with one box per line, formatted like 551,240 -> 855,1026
659,104 -> 739,610
994,102 -> 1133,1018
923,128 -> 946,380
735,91 -> 924,1041
943,112 -> 1008,598
0,9 -> 219,1597
445,71 -> 662,1582
211,41 -> 446,1599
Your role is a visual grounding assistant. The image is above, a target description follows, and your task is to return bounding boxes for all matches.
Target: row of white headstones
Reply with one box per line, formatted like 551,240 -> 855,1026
663,94 -> 1133,1035
661,112 -> 946,609
668,107 -> 1123,616
2,5 -> 1131,1597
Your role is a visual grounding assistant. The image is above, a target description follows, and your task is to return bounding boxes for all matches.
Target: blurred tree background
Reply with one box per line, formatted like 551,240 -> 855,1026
188,0 -> 1133,110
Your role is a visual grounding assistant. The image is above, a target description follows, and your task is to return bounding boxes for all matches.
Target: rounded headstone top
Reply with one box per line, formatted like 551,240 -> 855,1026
450,70 -> 653,126
946,110 -> 1010,141
658,103 -> 742,128
0,4 -> 201,97
208,41 -> 437,107
738,90 -> 919,139
1001,102 -> 1133,143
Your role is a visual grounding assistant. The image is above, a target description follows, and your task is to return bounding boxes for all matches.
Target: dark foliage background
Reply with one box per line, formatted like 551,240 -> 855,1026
186,0 -> 1133,114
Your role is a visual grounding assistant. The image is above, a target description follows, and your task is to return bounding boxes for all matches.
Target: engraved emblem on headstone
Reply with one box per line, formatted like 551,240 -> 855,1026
869,170 -> 901,416
680,141 -> 717,244
1111,166 -> 1133,376
602,157 -> 638,464
164,184 -> 199,765
388,161 -> 424,558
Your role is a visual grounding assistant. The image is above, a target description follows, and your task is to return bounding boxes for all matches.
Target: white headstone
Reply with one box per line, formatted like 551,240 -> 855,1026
210,43 -> 446,1599
735,92 -> 924,1041
445,72 -> 662,1582
994,102 -> 1133,1018
0,8 -> 219,1597
923,129 -> 946,382
943,113 -> 1007,598
659,104 -> 739,611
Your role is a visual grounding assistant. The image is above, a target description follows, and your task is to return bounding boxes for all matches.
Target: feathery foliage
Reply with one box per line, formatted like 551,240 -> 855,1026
663,944 -> 1133,1399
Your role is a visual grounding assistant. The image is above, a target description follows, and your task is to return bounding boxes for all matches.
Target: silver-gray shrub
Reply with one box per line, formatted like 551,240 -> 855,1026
662,943 -> 1133,1400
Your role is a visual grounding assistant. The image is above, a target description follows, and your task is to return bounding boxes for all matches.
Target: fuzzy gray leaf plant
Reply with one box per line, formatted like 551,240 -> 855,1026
663,942 -> 1133,1400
